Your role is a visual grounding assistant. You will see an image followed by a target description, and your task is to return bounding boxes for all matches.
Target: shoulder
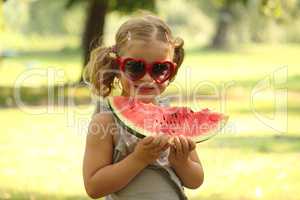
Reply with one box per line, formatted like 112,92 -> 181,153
86,111 -> 116,145
94,98 -> 111,114
91,112 -> 115,128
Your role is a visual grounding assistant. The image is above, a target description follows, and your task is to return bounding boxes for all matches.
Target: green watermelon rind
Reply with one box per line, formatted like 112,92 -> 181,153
107,97 -> 153,139
193,118 -> 228,143
107,97 -> 229,143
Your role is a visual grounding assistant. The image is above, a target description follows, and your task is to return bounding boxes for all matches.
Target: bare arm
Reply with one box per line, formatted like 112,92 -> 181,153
82,113 -> 147,199
171,149 -> 204,189
82,113 -> 170,199
169,136 -> 204,189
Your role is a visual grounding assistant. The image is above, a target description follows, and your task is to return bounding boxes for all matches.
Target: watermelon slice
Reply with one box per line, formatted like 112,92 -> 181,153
107,96 -> 229,143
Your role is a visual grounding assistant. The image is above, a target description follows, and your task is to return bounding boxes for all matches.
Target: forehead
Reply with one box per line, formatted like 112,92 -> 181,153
121,40 -> 173,62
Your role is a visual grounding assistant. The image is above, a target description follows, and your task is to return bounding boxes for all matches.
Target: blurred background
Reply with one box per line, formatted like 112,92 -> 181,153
0,0 -> 299,199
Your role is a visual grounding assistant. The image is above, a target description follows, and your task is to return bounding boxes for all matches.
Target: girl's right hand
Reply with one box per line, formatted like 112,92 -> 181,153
131,135 -> 170,166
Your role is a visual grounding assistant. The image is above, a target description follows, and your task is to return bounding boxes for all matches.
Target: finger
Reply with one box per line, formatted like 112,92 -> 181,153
174,136 -> 182,154
145,135 -> 162,149
153,136 -> 170,153
168,136 -> 175,146
142,136 -> 154,145
157,136 -> 171,152
153,135 -> 163,147
158,135 -> 170,149
150,150 -> 160,158
161,143 -> 170,152
179,135 -> 189,155
169,145 -> 176,155
168,137 -> 176,149
187,138 -> 196,151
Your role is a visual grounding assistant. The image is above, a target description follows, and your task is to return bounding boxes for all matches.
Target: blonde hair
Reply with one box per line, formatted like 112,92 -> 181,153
84,14 -> 185,97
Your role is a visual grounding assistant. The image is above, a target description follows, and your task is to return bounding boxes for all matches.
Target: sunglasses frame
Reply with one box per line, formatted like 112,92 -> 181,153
116,56 -> 177,84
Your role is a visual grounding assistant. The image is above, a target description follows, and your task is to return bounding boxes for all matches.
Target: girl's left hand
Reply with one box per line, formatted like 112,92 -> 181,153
168,135 -> 196,168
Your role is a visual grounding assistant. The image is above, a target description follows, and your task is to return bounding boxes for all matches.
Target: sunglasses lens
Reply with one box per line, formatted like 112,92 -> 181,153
151,63 -> 172,82
124,60 -> 145,80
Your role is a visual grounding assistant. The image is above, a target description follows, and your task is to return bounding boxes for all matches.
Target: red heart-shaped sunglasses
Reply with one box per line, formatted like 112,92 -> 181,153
116,57 -> 177,84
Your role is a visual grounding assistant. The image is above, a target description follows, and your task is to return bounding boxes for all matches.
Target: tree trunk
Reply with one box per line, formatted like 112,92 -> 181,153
79,0 -> 108,83
211,6 -> 233,49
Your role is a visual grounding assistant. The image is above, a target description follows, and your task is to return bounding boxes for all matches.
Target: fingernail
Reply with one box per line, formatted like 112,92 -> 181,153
168,137 -> 174,145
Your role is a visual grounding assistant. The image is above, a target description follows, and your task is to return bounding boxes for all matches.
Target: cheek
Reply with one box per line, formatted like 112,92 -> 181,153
158,81 -> 169,92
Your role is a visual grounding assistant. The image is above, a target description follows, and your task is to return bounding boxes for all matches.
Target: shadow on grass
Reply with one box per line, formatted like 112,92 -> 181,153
7,47 -> 82,61
185,45 -> 241,54
1,189 -> 239,200
2,188 -> 238,200
0,84 -> 223,107
0,84 -> 91,108
0,188 -> 94,200
206,135 -> 300,153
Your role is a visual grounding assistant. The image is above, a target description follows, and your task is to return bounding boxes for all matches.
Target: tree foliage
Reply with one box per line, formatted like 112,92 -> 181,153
191,0 -> 299,49
65,0 -> 156,82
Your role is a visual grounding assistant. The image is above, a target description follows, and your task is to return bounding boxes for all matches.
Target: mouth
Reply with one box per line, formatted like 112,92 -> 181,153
134,84 -> 156,91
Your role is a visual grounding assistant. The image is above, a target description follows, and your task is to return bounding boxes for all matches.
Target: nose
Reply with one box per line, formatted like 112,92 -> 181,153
141,72 -> 154,83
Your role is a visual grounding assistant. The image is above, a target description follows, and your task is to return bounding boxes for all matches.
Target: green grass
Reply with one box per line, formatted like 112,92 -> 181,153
0,107 -> 85,199
188,145 -> 300,200
1,39 -> 299,199
0,105 -> 299,200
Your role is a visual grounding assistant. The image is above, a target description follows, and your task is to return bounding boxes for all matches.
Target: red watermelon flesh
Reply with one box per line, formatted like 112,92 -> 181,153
107,96 -> 229,143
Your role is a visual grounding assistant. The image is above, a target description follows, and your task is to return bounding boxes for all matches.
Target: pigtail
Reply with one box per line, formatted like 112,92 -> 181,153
83,45 -> 118,97
170,37 -> 185,82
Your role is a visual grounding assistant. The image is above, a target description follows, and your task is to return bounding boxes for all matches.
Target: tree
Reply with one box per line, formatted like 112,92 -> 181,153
193,0 -> 287,49
66,0 -> 156,83
211,0 -> 248,49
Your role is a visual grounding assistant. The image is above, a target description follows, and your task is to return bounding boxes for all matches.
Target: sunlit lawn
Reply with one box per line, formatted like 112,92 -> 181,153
0,98 -> 299,200
0,42 -> 299,199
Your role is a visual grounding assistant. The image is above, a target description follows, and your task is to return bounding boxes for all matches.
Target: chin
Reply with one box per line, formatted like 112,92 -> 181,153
136,93 -> 157,101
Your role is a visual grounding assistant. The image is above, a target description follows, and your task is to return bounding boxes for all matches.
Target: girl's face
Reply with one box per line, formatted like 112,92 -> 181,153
117,40 -> 175,104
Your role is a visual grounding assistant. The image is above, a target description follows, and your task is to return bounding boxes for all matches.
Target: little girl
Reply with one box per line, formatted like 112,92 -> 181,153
82,14 -> 204,200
